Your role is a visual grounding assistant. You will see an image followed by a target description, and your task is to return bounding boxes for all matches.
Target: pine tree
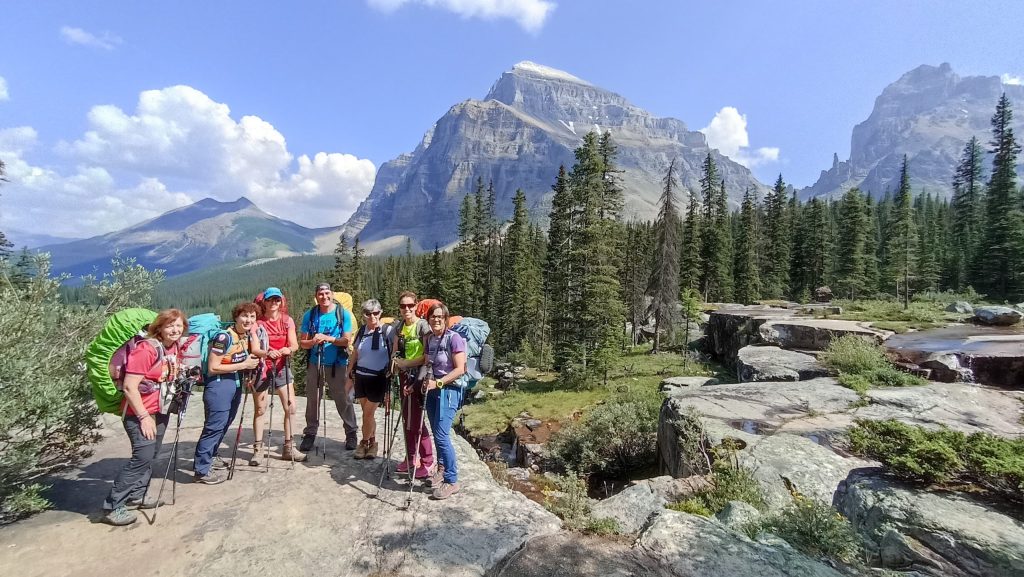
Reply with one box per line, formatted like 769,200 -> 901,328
348,236 -> 366,306
646,159 -> 682,352
697,154 -> 732,301
450,191 -> 477,313
714,181 -> 734,301
423,244 -> 446,300
884,157 -> 919,308
863,195 -> 881,295
733,188 -> 760,304
331,233 -> 351,289
950,137 -> 985,290
762,175 -> 791,298
915,192 -> 940,292
979,94 -> 1023,301
545,165 -> 575,370
679,192 -> 701,295
834,188 -> 868,299
500,189 -> 534,354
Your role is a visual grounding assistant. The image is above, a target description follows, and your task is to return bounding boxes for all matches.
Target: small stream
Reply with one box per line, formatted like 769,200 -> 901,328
884,324 -> 1024,388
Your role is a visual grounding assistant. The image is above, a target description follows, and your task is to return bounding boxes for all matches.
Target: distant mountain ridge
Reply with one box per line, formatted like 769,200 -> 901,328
342,61 -> 769,252
41,197 -> 333,277
802,63 -> 1024,199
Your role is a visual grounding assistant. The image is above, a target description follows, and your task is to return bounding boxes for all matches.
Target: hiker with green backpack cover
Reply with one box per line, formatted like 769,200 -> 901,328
97,309 -> 187,526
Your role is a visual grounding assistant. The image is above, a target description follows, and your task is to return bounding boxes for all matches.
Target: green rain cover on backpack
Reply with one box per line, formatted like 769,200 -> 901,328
86,308 -> 157,414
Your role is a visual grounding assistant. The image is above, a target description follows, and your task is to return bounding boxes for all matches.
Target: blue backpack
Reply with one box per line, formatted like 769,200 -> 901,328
179,313 -> 233,381
449,317 -> 494,388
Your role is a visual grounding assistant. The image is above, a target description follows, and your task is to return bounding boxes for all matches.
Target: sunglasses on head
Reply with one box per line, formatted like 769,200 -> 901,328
399,303 -> 415,309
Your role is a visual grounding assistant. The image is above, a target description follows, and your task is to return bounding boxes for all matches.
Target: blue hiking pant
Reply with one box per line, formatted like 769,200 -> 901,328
426,385 -> 463,484
193,377 -> 242,476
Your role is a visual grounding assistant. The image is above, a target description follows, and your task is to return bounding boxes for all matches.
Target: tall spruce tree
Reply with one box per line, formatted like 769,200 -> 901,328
348,236 -> 366,306
762,175 -> 791,298
884,157 -> 919,308
646,159 -> 682,352
500,189 -> 535,353
424,244 -> 446,300
450,191 -> 477,314
834,188 -> 869,299
623,221 -> 652,346
950,137 -> 985,290
331,233 -> 351,289
679,192 -> 701,294
697,154 -> 732,301
733,188 -> 761,304
545,165 -> 575,370
915,192 -> 940,292
863,195 -> 881,295
979,94 -> 1023,301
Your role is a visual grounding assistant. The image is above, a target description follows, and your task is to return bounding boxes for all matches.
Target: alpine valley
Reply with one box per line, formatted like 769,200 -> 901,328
39,62 -> 1024,278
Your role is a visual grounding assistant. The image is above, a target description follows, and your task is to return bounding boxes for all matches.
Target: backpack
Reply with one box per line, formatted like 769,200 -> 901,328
353,323 -> 396,377
85,308 -> 159,414
178,313 -> 235,381
300,291 -> 357,364
449,317 -> 494,388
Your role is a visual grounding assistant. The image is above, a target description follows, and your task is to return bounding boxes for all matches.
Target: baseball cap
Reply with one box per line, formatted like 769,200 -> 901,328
263,287 -> 284,299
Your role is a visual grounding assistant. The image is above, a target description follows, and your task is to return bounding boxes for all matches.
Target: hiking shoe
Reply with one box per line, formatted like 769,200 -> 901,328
211,456 -> 230,471
249,442 -> 263,467
430,466 -> 445,488
345,433 -> 358,451
282,442 -> 307,463
431,482 -> 460,500
101,506 -> 138,526
365,437 -> 378,459
395,460 -> 412,474
194,470 -> 226,485
414,464 -> 433,480
354,439 -> 368,459
299,435 -> 315,453
127,496 -> 165,510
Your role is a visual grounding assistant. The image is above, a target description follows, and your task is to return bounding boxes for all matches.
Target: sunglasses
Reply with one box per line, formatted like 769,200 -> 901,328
399,303 -> 415,309
364,310 -> 382,317
428,315 -> 445,320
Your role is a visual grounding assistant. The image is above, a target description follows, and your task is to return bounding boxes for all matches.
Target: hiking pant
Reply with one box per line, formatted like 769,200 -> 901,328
426,385 -> 463,484
400,372 -> 434,468
103,413 -> 169,511
303,362 -> 357,438
193,377 -> 242,476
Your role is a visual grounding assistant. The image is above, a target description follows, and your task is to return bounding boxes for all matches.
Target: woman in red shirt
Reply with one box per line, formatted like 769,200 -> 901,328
101,308 -> 187,526
251,287 -> 305,464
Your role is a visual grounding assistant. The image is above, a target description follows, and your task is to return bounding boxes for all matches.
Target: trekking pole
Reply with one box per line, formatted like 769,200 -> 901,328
153,372 -> 196,524
282,355 -> 295,469
265,362 -> 276,473
228,372 -> 253,481
376,374 -> 404,496
316,343 -> 327,461
406,377 -> 429,508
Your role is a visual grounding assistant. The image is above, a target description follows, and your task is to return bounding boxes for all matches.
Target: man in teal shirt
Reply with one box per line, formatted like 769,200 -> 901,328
300,283 -> 358,452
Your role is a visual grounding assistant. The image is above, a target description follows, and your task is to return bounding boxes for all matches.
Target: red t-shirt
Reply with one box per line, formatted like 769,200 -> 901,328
258,315 -> 295,371
122,340 -> 179,417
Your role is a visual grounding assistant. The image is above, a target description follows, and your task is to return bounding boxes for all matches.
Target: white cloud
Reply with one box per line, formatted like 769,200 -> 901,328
1001,73 -> 1023,86
0,86 -> 376,237
700,106 -> 780,169
60,26 -> 122,50
367,0 -> 555,32
0,76 -> 8,101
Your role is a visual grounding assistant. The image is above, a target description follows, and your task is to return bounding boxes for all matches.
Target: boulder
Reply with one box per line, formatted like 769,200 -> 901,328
946,301 -> 974,314
716,500 -> 763,530
919,352 -> 971,382
813,286 -> 834,302
759,319 -> 891,351
973,306 -> 1023,326
736,346 -> 832,382
660,375 -> 719,393
837,474 -> 1024,577
637,511 -> 845,577
590,479 -> 668,534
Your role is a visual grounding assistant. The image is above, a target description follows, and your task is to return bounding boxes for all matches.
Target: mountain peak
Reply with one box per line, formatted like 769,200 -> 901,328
509,61 -> 591,86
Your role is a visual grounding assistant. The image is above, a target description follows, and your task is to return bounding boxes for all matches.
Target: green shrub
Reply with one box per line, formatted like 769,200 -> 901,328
819,336 -> 888,374
848,420 -> 1023,502
753,496 -> 862,564
837,373 -> 871,396
582,516 -> 620,536
669,463 -> 767,516
0,484 -> 50,520
547,391 -> 661,478
544,472 -> 620,535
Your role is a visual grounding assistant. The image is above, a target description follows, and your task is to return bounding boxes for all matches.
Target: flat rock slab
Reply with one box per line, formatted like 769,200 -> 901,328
636,511 -> 845,577
837,474 -> 1024,577
590,478 -> 668,534
736,345 -> 832,382
0,395 -> 560,577
759,318 -> 892,351
490,532 -> 666,577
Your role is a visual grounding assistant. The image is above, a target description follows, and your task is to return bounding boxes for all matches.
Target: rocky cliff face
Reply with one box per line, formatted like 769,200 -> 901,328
42,197 -> 331,277
344,62 -> 768,253
802,63 -> 1024,200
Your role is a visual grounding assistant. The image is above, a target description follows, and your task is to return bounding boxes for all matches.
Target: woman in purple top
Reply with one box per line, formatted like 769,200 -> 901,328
421,302 -> 466,500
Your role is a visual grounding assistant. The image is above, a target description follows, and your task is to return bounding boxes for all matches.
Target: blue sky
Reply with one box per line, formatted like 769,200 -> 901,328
2,0 -> 1022,240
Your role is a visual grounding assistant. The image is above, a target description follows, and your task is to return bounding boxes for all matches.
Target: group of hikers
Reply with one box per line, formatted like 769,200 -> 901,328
101,284 -> 469,527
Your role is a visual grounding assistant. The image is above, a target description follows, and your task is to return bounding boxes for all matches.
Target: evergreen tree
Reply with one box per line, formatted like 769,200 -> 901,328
733,188 -> 760,304
679,192 -> 701,294
622,221 -> 652,347
863,195 -> 881,296
884,157 -> 919,308
834,188 -> 868,299
545,165 -> 575,370
979,94 -> 1023,301
915,192 -> 940,292
500,189 -> 534,354
331,233 -> 350,290
646,159 -> 682,352
950,136 -> 985,290
450,190 -> 477,313
762,174 -> 791,298
423,244 -> 446,300
697,154 -> 732,301
348,236 -> 366,306
714,180 -> 734,301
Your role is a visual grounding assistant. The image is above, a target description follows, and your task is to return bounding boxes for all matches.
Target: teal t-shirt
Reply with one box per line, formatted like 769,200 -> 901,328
301,305 -> 354,366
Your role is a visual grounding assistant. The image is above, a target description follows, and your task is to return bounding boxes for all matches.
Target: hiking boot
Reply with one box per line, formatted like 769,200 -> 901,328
365,437 -> 378,459
194,470 -> 226,485
345,432 -> 358,451
211,456 -> 230,471
127,495 -> 165,510
354,439 -> 368,459
431,481 -> 460,500
299,435 -> 315,453
395,459 -> 412,474
249,442 -> 263,467
430,466 -> 445,488
101,506 -> 138,526
282,441 -> 307,463
414,464 -> 433,480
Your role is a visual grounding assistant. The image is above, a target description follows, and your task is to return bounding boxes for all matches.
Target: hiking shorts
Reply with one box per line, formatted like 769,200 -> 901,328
255,365 -> 290,393
353,373 -> 388,404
